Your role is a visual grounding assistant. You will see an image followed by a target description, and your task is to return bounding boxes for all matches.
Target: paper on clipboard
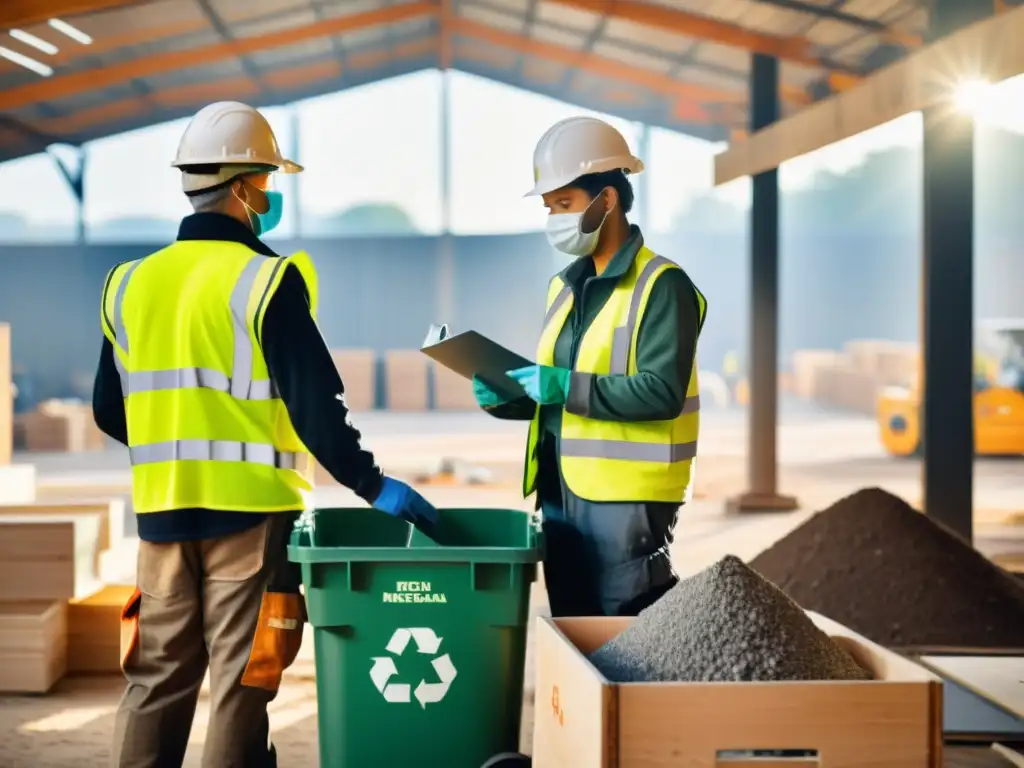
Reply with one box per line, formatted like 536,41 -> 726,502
420,323 -> 533,399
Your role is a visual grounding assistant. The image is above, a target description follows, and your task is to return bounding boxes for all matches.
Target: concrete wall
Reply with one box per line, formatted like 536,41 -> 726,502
2,230 -> 1023,402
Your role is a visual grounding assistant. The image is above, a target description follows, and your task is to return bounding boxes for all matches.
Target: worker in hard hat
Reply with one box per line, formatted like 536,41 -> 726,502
92,101 -> 437,768
471,116 -> 706,618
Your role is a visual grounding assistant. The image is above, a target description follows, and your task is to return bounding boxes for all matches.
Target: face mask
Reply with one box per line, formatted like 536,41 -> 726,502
234,183 -> 284,237
544,194 -> 610,257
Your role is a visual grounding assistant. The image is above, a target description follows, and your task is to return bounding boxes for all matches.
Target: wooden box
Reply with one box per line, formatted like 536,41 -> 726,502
0,463 -> 36,504
0,515 -> 104,601
533,612 -> 943,768
0,498 -> 128,556
0,323 -> 11,466
384,350 -> 429,411
0,601 -> 68,693
433,364 -> 478,411
331,349 -> 377,412
68,585 -> 136,674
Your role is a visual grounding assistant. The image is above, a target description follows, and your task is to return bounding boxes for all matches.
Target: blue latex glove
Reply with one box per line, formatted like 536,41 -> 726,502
506,365 -> 571,406
372,476 -> 439,526
472,375 -> 510,409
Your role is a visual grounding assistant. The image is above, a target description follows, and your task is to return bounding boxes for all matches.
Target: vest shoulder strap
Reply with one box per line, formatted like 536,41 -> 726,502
249,251 -> 321,343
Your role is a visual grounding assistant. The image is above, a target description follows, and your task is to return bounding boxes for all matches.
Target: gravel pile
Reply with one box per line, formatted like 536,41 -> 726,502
589,555 -> 870,683
750,487 -> 1024,649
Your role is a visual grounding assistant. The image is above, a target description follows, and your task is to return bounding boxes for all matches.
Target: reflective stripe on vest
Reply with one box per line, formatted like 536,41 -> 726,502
130,440 -> 298,469
562,254 -> 699,465
112,254 -> 286,470
113,255 -> 284,402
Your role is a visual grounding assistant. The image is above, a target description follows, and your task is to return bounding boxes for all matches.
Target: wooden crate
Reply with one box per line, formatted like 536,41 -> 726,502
0,323 -> 10,466
68,585 -> 136,674
330,349 -> 377,412
0,463 -> 35,504
0,515 -> 104,601
20,401 -> 105,453
432,364 -> 478,411
533,611 -> 943,768
0,498 -> 128,556
0,601 -> 68,693
384,350 -> 429,411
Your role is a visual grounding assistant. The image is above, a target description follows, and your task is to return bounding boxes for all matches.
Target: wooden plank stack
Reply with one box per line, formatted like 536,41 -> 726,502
16,399 -> 106,453
384,350 -> 429,411
433,363 -> 478,411
0,498 -> 127,692
331,348 -> 377,411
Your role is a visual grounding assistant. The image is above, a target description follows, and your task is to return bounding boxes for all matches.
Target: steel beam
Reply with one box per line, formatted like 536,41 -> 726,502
714,4 -> 1024,185
919,0 -> 991,542
728,53 -> 797,515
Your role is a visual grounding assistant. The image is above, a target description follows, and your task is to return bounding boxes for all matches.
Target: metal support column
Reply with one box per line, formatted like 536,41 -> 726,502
728,53 -> 797,514
288,107 -> 302,236
919,0 -> 990,542
635,122 -> 651,233
49,145 -> 86,242
437,69 -> 455,325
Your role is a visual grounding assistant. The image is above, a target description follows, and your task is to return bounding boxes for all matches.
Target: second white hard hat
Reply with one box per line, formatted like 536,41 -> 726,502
172,101 -> 303,193
526,116 -> 644,197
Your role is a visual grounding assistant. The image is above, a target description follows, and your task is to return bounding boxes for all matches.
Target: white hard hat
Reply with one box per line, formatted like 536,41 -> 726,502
526,116 -> 644,197
172,101 -> 302,193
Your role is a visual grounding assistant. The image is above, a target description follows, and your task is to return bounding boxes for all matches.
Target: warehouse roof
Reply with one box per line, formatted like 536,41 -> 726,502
0,0 -> 930,163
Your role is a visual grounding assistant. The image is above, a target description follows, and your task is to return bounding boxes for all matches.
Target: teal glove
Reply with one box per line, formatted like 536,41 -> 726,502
472,375 -> 509,409
506,365 -> 571,406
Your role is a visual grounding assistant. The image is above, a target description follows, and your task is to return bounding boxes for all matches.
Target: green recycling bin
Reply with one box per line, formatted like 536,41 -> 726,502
288,507 -> 542,768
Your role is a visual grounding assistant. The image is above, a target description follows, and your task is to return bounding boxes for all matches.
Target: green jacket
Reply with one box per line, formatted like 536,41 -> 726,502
490,225 -> 704,437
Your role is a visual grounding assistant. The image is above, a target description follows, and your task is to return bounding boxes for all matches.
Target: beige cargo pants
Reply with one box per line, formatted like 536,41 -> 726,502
111,514 -> 304,768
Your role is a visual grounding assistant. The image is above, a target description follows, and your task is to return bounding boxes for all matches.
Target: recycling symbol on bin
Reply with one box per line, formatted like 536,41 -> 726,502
370,628 -> 458,708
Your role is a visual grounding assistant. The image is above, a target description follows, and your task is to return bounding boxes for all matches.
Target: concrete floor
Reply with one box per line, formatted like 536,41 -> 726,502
3,405 -> 1023,766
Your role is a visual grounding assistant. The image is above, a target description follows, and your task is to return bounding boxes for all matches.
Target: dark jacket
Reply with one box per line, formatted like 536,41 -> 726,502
489,225 -> 703,429
92,213 -> 384,543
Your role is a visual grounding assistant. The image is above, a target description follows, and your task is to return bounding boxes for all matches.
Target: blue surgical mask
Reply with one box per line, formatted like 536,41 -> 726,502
255,190 -> 284,236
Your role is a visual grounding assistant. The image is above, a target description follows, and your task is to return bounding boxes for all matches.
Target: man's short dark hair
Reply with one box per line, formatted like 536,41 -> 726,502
569,169 -> 635,214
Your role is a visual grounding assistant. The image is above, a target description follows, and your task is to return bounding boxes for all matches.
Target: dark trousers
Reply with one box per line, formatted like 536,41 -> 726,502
535,440 -> 680,618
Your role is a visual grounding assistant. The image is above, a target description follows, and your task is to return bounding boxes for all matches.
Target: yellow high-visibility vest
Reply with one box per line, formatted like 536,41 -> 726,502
523,246 -> 706,503
100,241 -> 319,514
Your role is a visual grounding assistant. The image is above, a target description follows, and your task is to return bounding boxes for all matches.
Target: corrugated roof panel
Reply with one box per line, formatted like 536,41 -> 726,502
603,18 -> 696,56
317,0 -> 390,16
390,15 -> 436,36
117,28 -> 222,61
804,18 -> 863,48
458,3 -> 525,32
591,40 -> 676,74
530,23 -> 586,49
843,0 -> 908,22
229,6 -> 318,37
142,58 -> 248,91
706,0 -> 813,36
46,82 -> 141,113
337,25 -> 389,47
247,38 -> 334,68
210,0 -> 310,23
521,58 -> 567,85
678,63 -> 749,92
455,39 -> 518,68
829,31 -> 884,65
534,1 -> 601,33
690,40 -> 749,70
85,0 -> 208,32
466,0 -> 530,13
779,61 -> 823,88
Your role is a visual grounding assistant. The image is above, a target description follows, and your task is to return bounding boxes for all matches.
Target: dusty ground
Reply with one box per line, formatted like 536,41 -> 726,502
2,406 -> 1023,766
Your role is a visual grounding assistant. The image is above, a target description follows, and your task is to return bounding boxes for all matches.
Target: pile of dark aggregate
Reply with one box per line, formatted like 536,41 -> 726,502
750,487 -> 1024,650
589,555 -> 870,683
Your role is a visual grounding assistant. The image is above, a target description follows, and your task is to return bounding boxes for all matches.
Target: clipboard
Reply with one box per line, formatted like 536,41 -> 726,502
420,323 -> 533,400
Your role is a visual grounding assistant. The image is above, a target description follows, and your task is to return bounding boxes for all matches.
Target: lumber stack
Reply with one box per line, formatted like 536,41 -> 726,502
331,348 -> 377,411
384,350 -> 429,411
791,340 -> 918,415
433,363 -> 477,411
16,399 -> 106,453
0,514 -> 105,692
67,585 -> 135,674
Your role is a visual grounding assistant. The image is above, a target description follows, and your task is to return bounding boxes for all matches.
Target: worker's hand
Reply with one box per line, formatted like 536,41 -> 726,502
472,375 -> 511,409
506,365 -> 571,406
372,476 -> 439,526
